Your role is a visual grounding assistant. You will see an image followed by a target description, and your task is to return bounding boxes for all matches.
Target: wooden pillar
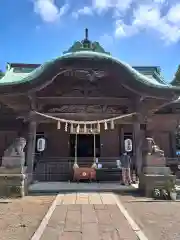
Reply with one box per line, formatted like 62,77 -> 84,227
120,125 -> 124,154
133,115 -> 143,175
170,131 -> 176,157
26,114 -> 37,181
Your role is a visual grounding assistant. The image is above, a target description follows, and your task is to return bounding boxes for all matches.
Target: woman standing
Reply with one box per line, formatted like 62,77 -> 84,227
120,152 -> 132,185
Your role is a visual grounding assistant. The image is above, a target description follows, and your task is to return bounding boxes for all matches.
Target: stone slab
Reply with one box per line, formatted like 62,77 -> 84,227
0,172 -> 28,197
82,223 -> 100,240
63,193 -> 76,204
76,193 -> 89,204
88,193 -> 103,204
96,209 -> 113,225
64,209 -> 81,232
82,205 -> 97,223
35,194 -> 139,240
60,232 -> 82,240
143,166 -> 171,175
40,225 -> 64,240
47,205 -> 67,226
100,193 -> 116,204
0,166 -> 27,174
107,205 -> 137,240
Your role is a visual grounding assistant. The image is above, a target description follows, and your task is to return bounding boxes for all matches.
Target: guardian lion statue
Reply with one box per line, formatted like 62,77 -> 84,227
2,137 -> 26,168
143,137 -> 165,167
145,137 -> 164,157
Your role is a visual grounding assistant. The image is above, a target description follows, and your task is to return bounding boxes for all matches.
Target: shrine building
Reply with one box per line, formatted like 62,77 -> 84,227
0,29 -> 180,182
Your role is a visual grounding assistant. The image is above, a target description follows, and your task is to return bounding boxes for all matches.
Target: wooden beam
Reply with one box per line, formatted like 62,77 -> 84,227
37,97 -> 131,105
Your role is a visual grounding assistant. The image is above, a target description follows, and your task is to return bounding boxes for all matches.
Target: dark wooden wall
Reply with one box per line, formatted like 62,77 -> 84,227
0,115 -> 177,165
36,123 -> 137,159
147,114 -> 178,157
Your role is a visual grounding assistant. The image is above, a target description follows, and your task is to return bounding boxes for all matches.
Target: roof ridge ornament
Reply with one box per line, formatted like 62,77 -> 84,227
63,28 -> 110,55
85,28 -> 88,40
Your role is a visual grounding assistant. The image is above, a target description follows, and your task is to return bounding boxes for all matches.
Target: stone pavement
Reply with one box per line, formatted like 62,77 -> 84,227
35,193 -> 139,240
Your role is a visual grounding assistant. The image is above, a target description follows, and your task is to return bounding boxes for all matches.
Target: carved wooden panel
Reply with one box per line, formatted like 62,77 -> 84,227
60,88 -> 85,97
42,104 -> 129,114
58,82 -> 104,98
38,77 -> 106,98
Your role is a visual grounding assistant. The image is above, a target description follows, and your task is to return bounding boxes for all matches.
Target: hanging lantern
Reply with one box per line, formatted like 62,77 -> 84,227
37,137 -> 46,152
110,120 -> 115,130
70,123 -> 74,133
76,124 -> 80,133
65,122 -> 68,132
84,124 -> 87,133
104,121 -> 108,130
57,121 -> 61,129
90,124 -> 93,133
124,138 -> 133,152
97,122 -> 100,132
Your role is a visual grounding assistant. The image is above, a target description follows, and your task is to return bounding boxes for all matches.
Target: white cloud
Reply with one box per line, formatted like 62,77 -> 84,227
115,2 -> 180,44
167,3 -> 180,24
72,6 -> 93,19
33,0 -> 180,45
153,0 -> 167,3
133,5 -> 161,28
115,20 -> 138,37
92,0 -> 134,13
33,0 -> 69,23
72,0 -> 134,18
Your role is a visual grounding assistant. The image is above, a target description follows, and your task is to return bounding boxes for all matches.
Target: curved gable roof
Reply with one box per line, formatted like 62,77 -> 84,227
0,51 -> 173,88
0,51 -> 180,100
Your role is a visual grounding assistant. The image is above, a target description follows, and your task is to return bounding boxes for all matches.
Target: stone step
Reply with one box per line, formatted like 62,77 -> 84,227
28,182 -> 138,194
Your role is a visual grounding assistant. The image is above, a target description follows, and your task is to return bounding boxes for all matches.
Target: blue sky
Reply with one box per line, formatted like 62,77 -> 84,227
0,0 -> 180,82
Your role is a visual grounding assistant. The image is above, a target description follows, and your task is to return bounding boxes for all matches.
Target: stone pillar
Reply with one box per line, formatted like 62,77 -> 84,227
133,116 -> 143,175
26,114 -> 37,183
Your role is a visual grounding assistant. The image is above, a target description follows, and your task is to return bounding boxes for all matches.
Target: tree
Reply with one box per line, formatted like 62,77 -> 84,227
0,70 -> 4,79
171,65 -> 180,86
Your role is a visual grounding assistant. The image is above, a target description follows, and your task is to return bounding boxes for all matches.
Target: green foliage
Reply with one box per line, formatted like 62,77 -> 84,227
171,65 -> 180,85
0,70 -> 4,79
164,179 -> 176,192
152,179 -> 176,200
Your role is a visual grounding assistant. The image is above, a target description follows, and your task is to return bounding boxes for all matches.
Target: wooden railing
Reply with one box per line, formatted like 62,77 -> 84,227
33,156 -> 123,182
33,156 -> 180,181
166,157 -> 180,165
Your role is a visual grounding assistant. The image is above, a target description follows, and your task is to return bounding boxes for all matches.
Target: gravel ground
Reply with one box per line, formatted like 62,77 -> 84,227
0,195 -> 55,240
117,194 -> 180,240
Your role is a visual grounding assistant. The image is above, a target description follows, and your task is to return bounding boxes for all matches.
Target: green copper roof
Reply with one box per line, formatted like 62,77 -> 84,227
0,28 -> 174,90
0,69 -> 30,84
63,41 -> 110,55
133,66 -> 166,85
63,28 -> 110,55
0,51 -> 176,91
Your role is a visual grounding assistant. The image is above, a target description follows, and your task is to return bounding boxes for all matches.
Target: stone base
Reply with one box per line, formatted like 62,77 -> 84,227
144,155 -> 166,167
139,173 -> 176,197
2,155 -> 25,168
0,167 -> 28,198
143,166 -> 171,175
